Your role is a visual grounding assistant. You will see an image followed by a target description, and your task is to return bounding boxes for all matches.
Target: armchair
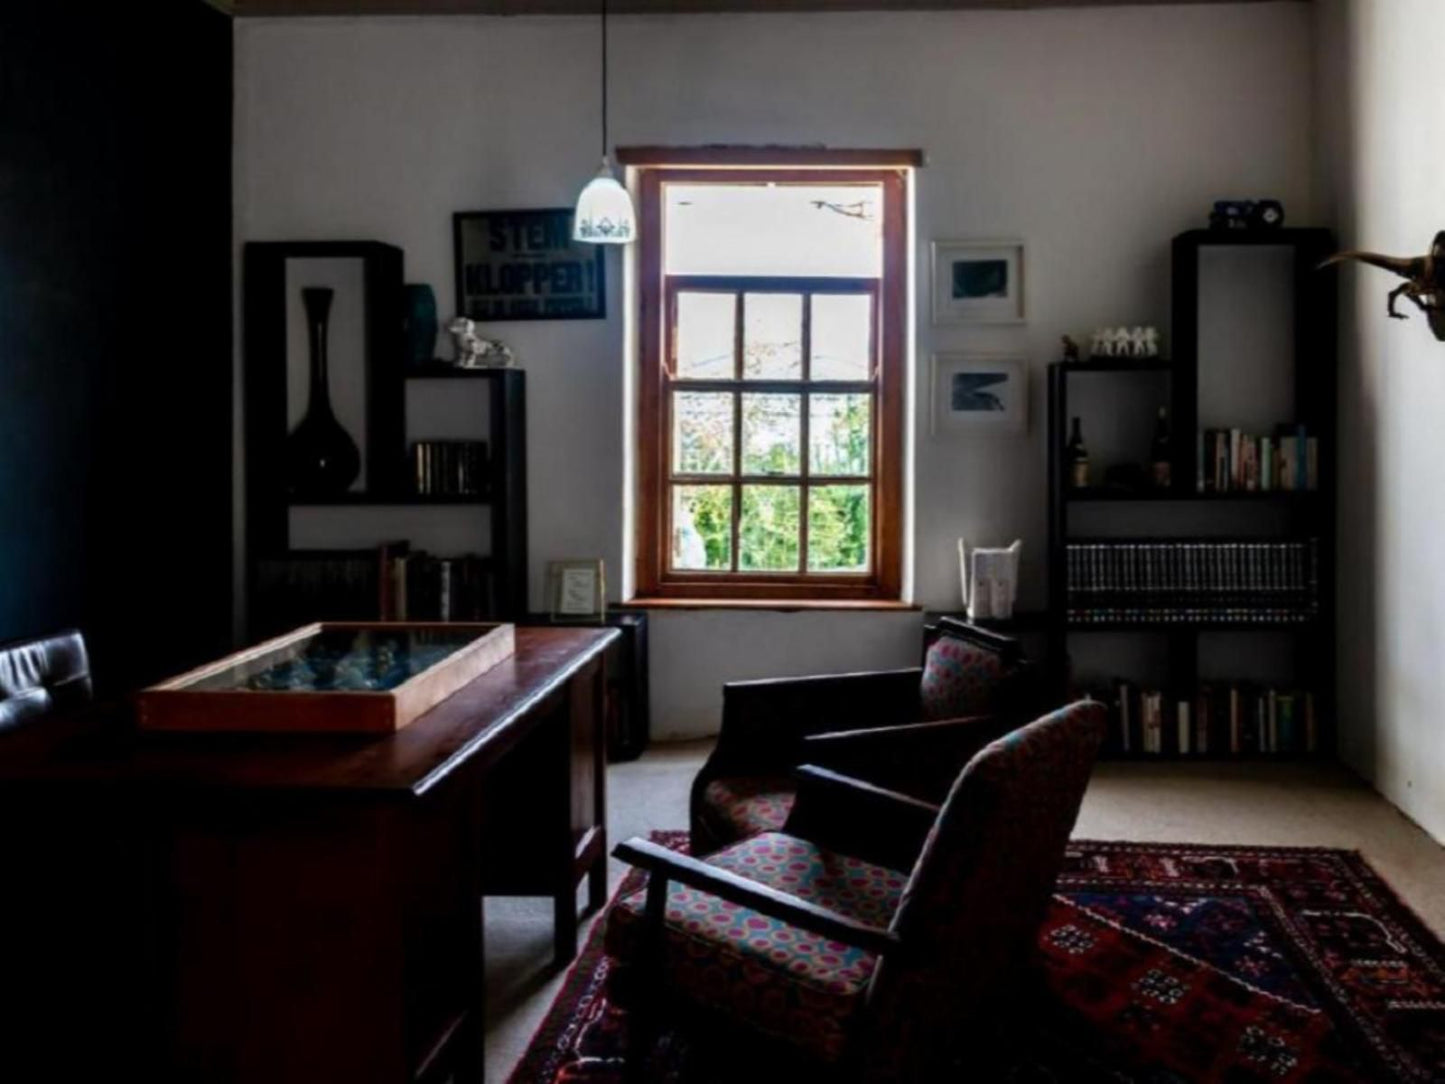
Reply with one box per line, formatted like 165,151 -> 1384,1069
0,629 -> 92,732
608,699 -> 1107,1080
690,617 -> 1031,855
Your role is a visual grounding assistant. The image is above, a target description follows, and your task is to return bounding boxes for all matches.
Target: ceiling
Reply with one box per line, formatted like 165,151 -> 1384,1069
228,0 -> 1291,16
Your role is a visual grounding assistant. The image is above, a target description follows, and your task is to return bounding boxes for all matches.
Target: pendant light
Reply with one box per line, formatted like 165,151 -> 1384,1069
573,0 -> 635,244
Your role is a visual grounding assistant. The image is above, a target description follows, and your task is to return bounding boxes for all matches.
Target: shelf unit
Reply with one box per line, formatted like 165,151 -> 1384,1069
243,241 -> 528,630
1046,227 -> 1337,760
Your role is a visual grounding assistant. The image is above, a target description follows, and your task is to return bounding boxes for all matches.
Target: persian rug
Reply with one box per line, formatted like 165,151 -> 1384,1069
509,833 -> 1445,1083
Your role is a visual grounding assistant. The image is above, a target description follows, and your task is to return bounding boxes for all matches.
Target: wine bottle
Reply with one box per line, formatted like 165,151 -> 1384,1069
1151,406 -> 1172,489
1067,417 -> 1089,488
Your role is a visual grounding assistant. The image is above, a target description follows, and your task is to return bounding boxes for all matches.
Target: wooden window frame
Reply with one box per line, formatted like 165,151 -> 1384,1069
633,164 -> 907,602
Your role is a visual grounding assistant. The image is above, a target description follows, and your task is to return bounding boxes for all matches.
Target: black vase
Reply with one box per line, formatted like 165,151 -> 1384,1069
286,287 -> 361,497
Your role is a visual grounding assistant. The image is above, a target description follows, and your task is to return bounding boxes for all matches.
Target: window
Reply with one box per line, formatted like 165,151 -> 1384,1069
631,156 -> 909,602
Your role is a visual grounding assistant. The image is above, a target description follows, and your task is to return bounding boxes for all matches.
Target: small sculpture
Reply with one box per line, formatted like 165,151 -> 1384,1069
447,317 -> 516,368
1143,327 -> 1161,357
1090,329 -> 1109,357
1320,232 -> 1445,342
1130,327 -> 1149,357
1061,335 -> 1081,363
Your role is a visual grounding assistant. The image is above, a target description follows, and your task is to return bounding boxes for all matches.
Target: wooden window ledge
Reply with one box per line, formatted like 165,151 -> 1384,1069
625,598 -> 920,613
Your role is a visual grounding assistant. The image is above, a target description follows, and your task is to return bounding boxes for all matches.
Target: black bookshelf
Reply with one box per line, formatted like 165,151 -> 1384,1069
244,241 -> 529,630
1046,227 -> 1337,760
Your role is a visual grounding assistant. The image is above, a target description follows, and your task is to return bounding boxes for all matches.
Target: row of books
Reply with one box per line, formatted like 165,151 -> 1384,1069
1067,540 -> 1319,597
1197,426 -> 1319,493
382,551 -> 496,622
1067,606 -> 1316,627
411,440 -> 489,497
252,540 -> 498,634
1095,681 -> 1320,755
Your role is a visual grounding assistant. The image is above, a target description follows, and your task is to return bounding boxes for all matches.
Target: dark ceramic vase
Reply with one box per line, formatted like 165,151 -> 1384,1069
286,287 -> 361,496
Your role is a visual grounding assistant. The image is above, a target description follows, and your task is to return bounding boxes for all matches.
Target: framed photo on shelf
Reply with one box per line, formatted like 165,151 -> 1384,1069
547,559 -> 607,621
931,354 -> 1028,435
453,208 -> 605,322
931,239 -> 1025,324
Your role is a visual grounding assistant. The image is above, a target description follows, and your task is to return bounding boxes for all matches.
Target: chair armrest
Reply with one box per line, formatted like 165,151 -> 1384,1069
800,715 -> 1008,803
783,765 -> 940,873
711,668 -> 924,776
613,836 -> 901,957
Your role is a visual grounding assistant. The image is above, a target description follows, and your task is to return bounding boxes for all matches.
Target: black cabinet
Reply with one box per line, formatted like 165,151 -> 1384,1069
525,610 -> 650,760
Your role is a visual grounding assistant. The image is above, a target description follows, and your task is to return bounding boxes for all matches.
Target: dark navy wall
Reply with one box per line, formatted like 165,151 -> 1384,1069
0,0 -> 233,689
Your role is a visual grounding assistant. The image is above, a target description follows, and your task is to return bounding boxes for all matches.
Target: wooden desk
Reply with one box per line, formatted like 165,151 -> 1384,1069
0,625 -> 617,1083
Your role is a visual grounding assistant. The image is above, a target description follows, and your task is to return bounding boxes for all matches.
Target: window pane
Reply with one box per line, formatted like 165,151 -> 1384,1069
672,485 -> 732,570
808,485 -> 870,572
739,486 -> 800,571
810,294 -> 872,380
743,294 -> 802,380
673,392 -> 734,475
741,393 -> 800,476
665,184 -> 883,277
675,292 -> 735,379
809,394 -> 870,477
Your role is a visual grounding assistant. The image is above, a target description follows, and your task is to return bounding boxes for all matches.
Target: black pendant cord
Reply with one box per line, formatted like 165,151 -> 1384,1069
600,0 -> 609,160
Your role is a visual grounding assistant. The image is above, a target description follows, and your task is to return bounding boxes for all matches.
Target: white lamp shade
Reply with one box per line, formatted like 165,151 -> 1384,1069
573,158 -> 636,244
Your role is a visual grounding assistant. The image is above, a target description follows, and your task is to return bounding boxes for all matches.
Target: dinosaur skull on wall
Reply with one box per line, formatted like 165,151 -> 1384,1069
1320,232 -> 1445,342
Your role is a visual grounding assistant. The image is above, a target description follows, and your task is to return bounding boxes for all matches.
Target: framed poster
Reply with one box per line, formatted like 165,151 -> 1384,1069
931,239 -> 1025,325
453,208 -> 605,321
930,354 -> 1028,435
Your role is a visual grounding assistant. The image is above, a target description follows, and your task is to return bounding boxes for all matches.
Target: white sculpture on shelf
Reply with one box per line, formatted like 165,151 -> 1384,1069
1143,327 -> 1161,357
1130,326 -> 1150,356
447,317 -> 516,369
958,538 -> 1022,621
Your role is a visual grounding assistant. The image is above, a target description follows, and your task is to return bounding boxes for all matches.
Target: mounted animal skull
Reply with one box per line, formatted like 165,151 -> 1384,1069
1319,231 -> 1445,341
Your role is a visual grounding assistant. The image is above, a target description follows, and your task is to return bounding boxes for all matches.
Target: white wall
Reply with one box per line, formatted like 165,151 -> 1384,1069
1315,0 -> 1445,843
235,2 -> 1317,739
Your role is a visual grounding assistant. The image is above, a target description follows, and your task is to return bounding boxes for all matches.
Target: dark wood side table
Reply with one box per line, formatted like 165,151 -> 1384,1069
0,625 -> 617,1084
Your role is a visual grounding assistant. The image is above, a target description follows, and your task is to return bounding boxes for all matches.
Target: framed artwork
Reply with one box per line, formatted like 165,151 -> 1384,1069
453,208 -> 605,322
931,354 -> 1028,435
547,559 -> 607,621
931,239 -> 1025,324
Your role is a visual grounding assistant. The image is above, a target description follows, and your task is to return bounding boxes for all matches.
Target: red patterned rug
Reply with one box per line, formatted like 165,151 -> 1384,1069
509,833 -> 1445,1083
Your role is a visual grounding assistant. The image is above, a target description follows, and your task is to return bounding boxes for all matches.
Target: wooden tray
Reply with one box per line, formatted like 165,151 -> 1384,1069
135,622 -> 515,734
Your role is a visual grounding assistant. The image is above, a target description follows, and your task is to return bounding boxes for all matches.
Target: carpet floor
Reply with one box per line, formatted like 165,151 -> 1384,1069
509,832 -> 1445,1083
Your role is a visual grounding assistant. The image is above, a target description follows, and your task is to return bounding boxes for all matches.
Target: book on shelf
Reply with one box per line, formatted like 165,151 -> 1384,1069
1198,425 -> 1318,493
410,440 -> 489,497
1065,538 -> 1319,625
1096,680 -> 1319,757
253,540 -> 499,634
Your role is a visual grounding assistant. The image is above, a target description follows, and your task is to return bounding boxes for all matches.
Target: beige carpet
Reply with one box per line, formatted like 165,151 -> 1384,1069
483,742 -> 1445,1082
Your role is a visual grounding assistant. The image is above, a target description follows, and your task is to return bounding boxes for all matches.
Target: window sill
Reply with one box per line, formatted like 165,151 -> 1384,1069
624,597 -> 920,613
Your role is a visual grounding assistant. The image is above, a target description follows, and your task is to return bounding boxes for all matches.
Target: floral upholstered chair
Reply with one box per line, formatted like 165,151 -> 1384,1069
609,699 -> 1107,1080
689,618 -> 1031,856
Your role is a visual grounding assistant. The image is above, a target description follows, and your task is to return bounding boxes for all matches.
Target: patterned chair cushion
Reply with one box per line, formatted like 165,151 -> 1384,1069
917,635 -> 1005,721
700,776 -> 797,842
606,831 -> 908,1062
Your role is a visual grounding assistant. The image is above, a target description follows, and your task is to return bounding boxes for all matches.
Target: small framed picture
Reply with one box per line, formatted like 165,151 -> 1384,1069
931,354 -> 1028,435
931,240 -> 1025,324
547,559 -> 606,621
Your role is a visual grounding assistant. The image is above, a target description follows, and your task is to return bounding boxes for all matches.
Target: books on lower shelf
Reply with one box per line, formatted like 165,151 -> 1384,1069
1196,425 -> 1319,493
253,539 -> 498,634
1094,681 -> 1319,756
1066,538 -> 1319,625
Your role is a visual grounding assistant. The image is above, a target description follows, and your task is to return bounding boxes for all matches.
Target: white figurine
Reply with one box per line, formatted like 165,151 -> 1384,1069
1091,328 -> 1111,357
1143,327 -> 1161,357
1131,326 -> 1149,357
447,317 -> 515,368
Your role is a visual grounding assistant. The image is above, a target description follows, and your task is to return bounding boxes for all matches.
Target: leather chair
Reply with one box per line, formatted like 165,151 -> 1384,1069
0,629 -> 93,732
689,618 -> 1031,855
610,699 -> 1107,1081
